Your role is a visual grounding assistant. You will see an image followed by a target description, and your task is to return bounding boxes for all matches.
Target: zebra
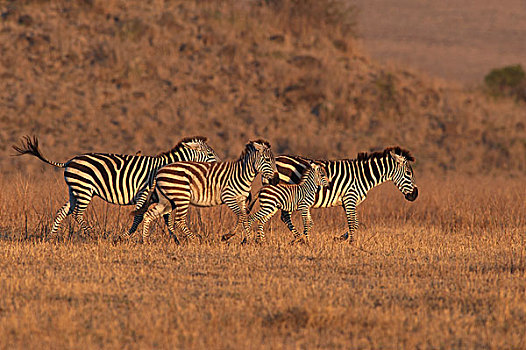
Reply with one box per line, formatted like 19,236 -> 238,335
12,135 -> 220,238
248,162 -> 330,243
256,146 -> 418,243
134,140 -> 279,244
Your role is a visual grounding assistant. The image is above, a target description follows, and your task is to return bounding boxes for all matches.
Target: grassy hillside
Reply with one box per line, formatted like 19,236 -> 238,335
1,0 -> 525,175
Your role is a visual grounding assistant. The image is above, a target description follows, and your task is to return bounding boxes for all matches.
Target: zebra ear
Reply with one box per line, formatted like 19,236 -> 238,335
251,141 -> 265,152
390,150 -> 406,165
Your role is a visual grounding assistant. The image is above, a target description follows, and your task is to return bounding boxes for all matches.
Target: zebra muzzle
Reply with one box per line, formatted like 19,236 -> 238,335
405,187 -> 418,201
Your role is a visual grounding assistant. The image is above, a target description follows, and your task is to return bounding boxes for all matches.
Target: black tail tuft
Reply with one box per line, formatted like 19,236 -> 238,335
12,135 -> 66,167
12,135 -> 40,157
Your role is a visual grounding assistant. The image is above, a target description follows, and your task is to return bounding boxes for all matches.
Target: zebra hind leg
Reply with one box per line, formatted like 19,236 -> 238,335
50,201 -> 72,240
163,214 -> 180,245
280,211 -> 302,243
72,202 -> 92,239
171,199 -> 199,242
141,202 -> 172,244
255,213 -> 274,243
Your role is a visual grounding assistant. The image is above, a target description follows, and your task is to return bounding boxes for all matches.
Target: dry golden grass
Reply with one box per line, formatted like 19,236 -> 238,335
0,174 -> 524,349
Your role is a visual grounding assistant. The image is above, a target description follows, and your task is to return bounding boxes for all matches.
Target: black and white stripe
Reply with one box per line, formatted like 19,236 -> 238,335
248,163 -> 329,243
261,147 -> 418,242
13,135 -> 220,237
137,140 -> 279,244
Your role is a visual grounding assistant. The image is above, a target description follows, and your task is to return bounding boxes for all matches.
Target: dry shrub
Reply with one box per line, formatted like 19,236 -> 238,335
263,0 -> 358,37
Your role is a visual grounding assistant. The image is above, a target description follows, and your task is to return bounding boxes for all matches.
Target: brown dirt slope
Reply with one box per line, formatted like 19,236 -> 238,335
0,0 -> 525,175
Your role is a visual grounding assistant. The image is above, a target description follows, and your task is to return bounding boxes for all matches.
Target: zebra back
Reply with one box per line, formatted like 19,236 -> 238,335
269,147 -> 417,208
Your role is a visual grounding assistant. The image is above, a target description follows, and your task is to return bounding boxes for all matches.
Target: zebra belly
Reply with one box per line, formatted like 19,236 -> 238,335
189,184 -> 223,207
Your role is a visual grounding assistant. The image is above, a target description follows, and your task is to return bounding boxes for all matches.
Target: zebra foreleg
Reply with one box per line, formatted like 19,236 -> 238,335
163,213 -> 180,245
221,197 -> 250,243
124,213 -> 143,238
340,196 -> 358,243
255,213 -> 274,243
298,208 -> 313,244
126,188 -> 154,236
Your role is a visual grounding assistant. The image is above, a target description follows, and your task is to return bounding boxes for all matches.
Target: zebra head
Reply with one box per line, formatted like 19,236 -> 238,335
388,147 -> 418,201
249,140 -> 279,185
311,163 -> 330,189
179,136 -> 221,162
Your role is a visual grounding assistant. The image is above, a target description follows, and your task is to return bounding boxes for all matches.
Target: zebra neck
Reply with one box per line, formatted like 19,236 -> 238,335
298,171 -> 316,190
227,157 -> 257,190
239,156 -> 257,181
301,180 -> 318,193
366,158 -> 393,191
355,157 -> 393,194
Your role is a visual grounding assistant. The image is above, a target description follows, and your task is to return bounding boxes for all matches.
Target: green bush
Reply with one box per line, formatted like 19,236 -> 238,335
484,64 -> 526,101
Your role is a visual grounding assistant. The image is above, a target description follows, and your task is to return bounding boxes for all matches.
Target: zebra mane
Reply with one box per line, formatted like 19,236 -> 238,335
238,139 -> 272,160
156,136 -> 208,157
251,139 -> 271,148
357,146 -> 415,162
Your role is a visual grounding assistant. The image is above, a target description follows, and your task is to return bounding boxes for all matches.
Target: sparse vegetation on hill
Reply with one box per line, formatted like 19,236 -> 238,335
484,64 -> 526,102
0,0 -> 524,175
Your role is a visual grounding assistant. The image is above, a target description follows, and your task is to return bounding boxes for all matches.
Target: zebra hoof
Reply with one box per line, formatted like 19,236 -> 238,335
289,237 -> 301,245
172,236 -> 181,245
240,237 -> 248,245
334,232 -> 349,241
184,234 -> 199,243
291,238 -> 308,245
221,233 -> 234,242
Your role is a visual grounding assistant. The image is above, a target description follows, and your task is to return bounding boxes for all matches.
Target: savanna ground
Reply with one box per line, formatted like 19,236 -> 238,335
0,174 -> 525,349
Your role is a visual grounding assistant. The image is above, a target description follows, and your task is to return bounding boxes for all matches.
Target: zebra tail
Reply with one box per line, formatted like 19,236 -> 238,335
130,179 -> 157,217
12,135 -> 67,168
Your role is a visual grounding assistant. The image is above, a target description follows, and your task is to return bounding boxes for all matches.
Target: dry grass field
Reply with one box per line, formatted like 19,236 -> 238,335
1,0 -> 526,349
0,175 -> 525,349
